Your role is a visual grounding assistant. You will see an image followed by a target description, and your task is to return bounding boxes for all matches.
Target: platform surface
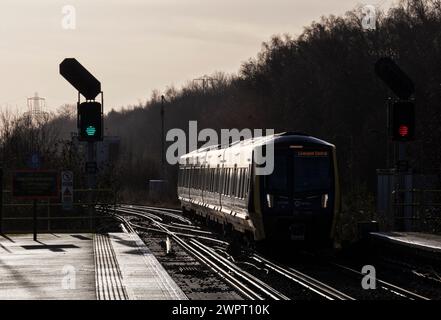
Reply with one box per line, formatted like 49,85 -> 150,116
0,232 -> 186,300
371,232 -> 441,253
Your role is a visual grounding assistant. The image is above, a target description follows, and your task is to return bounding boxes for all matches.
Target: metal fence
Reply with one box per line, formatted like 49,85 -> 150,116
376,169 -> 441,233
0,188 -> 117,233
393,189 -> 441,234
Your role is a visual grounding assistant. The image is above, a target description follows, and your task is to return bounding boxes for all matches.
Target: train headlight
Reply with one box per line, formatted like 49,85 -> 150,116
321,194 -> 329,208
266,194 -> 274,208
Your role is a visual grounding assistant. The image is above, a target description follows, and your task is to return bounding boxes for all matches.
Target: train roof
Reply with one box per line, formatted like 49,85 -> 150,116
180,132 -> 334,167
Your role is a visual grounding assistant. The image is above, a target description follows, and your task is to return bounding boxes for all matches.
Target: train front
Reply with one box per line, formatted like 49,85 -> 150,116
256,135 -> 339,247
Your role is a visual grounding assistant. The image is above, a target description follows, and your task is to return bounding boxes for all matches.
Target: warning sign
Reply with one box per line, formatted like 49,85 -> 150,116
61,171 -> 73,210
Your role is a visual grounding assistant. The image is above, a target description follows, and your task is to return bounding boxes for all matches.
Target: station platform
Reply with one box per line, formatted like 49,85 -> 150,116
370,232 -> 441,255
0,232 -> 187,300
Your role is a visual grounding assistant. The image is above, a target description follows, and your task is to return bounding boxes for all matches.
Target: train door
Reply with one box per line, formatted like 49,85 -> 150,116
291,148 -> 334,241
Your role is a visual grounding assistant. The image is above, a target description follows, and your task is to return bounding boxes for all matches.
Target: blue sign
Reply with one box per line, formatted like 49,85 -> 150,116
28,153 -> 41,169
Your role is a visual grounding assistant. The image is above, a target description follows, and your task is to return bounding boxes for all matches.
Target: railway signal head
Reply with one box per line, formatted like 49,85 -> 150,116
391,101 -> 415,141
78,101 -> 103,142
60,58 -> 101,100
375,57 -> 415,100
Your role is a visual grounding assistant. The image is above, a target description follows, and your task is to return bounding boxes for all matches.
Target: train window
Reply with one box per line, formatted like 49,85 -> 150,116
242,169 -> 247,198
237,168 -> 241,198
229,168 -> 234,196
240,169 -> 245,198
201,169 -> 204,189
205,167 -> 209,190
181,169 -> 184,187
213,168 -> 216,192
223,168 -> 228,195
207,169 -> 210,191
213,168 -> 217,192
225,168 -> 229,195
194,168 -> 198,189
199,168 -> 203,189
223,168 -> 227,194
244,168 -> 249,197
237,168 -> 242,198
232,167 -> 237,197
212,169 -> 215,192
236,169 -> 240,198
188,168 -> 192,188
230,168 -> 235,196
226,168 -> 231,195
220,168 -> 225,194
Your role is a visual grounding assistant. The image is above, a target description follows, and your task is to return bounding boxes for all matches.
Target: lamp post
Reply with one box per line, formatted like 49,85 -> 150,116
161,95 -> 166,178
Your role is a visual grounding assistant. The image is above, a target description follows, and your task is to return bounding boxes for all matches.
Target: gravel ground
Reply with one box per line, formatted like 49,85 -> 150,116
335,246 -> 441,300
137,230 -> 244,300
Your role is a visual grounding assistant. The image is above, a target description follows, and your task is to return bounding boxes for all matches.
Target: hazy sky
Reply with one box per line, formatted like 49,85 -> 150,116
0,0 -> 395,113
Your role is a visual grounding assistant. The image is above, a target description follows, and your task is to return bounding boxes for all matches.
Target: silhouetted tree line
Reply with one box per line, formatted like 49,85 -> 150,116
100,0 -> 441,214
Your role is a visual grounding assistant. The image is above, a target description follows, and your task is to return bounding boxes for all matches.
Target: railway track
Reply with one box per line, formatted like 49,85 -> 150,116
251,254 -> 354,300
330,262 -> 430,300
108,205 -> 355,300
100,204 -> 430,301
113,206 -> 288,300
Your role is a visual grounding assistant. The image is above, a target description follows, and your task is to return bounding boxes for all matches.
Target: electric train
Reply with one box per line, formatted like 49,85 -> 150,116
177,132 -> 340,246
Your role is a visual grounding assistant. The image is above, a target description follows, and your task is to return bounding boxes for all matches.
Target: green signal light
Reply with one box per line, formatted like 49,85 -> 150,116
86,126 -> 96,136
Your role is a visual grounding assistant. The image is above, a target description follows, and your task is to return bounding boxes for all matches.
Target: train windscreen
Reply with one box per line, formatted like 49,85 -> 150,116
293,151 -> 331,193
265,150 -> 331,195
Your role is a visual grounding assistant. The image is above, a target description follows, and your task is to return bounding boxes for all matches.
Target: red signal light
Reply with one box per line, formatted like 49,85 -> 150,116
399,125 -> 409,137
391,101 -> 414,141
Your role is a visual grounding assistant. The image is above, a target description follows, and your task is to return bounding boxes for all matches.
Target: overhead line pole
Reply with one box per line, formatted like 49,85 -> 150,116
161,95 -> 166,179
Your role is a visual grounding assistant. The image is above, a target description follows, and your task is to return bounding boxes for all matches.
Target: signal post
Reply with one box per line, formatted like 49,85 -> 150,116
60,58 -> 103,228
375,58 -> 415,231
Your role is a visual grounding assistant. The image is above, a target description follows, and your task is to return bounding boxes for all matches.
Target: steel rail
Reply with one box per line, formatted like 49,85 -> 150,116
252,254 -> 355,301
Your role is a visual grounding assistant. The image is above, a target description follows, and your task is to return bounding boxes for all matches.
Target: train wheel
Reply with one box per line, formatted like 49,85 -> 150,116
241,232 -> 255,252
181,207 -> 189,217
226,231 -> 243,257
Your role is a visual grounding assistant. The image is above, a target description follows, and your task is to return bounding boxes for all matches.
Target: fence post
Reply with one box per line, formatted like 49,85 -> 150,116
33,199 -> 38,241
0,168 -> 3,234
